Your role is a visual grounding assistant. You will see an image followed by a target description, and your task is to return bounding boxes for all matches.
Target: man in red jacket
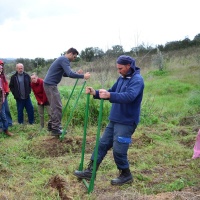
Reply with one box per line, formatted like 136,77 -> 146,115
31,73 -> 50,129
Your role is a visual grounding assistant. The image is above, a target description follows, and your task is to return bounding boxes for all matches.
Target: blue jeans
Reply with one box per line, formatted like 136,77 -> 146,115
16,97 -> 34,124
91,121 -> 137,170
0,102 -> 9,131
4,97 -> 12,126
0,97 -> 12,128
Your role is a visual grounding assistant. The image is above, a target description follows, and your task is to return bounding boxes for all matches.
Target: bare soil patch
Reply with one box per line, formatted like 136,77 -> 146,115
27,135 -> 96,158
26,133 -> 200,200
47,174 -> 200,200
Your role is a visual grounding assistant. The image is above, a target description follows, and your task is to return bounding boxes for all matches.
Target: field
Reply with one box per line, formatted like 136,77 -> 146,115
0,48 -> 200,199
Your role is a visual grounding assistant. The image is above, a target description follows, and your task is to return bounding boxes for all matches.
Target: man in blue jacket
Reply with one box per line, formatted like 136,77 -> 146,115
74,55 -> 144,186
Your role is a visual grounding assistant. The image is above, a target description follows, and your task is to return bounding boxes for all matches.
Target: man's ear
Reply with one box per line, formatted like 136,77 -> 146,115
126,64 -> 131,68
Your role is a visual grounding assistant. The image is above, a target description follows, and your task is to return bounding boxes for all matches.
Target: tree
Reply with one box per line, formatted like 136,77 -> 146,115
105,45 -> 124,57
15,58 -> 34,71
192,33 -> 200,46
111,45 -> 124,55
193,33 -> 200,42
80,47 -> 95,62
181,37 -> 191,48
93,47 -> 104,58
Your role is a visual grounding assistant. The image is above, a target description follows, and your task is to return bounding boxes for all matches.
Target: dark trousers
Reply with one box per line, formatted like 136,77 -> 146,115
91,121 -> 137,169
38,104 -> 51,128
4,97 -> 12,126
43,84 -> 62,130
0,97 -> 12,128
0,102 -> 9,131
16,96 -> 34,124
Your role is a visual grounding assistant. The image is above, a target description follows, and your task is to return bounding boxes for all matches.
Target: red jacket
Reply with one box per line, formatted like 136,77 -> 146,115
31,78 -> 49,105
0,74 -> 9,93
0,75 -> 9,104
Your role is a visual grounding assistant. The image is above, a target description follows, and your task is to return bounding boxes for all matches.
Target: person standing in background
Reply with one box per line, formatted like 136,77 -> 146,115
0,64 -> 13,136
0,60 -> 12,127
31,73 -> 50,129
9,63 -> 34,124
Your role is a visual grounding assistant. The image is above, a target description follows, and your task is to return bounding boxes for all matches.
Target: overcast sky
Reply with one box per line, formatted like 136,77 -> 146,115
0,0 -> 199,59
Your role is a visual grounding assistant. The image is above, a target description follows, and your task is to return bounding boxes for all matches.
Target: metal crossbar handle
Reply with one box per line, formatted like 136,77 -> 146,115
60,80 -> 86,140
79,98 -> 104,194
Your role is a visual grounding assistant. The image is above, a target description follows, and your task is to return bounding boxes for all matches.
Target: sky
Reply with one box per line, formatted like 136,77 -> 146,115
0,0 -> 200,59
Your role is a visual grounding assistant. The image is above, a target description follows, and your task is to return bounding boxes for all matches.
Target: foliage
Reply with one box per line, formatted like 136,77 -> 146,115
0,47 -> 200,199
3,32 -> 200,75
80,47 -> 95,62
187,90 -> 200,107
80,47 -> 104,62
106,45 -> 124,57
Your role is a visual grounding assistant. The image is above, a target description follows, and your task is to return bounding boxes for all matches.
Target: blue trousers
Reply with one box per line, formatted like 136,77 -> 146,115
0,102 -> 9,131
91,121 -> 137,170
0,97 -> 12,128
4,97 -> 12,126
16,97 -> 34,124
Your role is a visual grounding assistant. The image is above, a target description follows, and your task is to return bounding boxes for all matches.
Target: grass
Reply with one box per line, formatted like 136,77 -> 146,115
0,48 -> 200,199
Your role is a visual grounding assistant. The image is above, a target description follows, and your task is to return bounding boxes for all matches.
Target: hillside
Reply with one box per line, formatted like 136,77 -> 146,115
0,47 -> 200,199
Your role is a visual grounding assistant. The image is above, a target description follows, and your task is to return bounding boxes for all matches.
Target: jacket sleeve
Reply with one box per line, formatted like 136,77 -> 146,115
9,76 -> 14,94
109,76 -> 144,104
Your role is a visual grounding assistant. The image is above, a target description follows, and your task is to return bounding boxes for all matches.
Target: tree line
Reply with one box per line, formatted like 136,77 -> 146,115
3,33 -> 200,74
80,33 -> 200,62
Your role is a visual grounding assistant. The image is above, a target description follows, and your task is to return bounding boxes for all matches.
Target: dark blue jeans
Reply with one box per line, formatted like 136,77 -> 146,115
91,121 -> 137,170
16,97 -> 34,124
0,97 -> 12,128
0,102 -> 9,131
4,97 -> 12,126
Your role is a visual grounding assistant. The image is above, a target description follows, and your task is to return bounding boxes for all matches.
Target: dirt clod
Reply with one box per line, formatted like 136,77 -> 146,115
48,175 -> 73,200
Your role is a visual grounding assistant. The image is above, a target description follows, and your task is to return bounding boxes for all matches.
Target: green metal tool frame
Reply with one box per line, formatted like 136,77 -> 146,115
62,79 -> 79,118
60,80 -> 86,140
79,96 -> 104,193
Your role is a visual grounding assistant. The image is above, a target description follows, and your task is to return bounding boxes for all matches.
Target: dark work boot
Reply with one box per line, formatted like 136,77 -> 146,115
48,122 -> 63,132
111,168 -> 133,186
51,129 -> 62,136
47,122 -> 52,131
74,160 -> 100,180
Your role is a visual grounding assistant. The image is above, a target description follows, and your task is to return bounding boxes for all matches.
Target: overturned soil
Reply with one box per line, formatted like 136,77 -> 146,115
26,133 -> 200,200
27,135 -> 96,158
47,174 -> 200,200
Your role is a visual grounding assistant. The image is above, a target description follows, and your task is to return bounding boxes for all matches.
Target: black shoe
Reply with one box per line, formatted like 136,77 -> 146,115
47,122 -> 52,131
111,168 -> 133,186
48,123 -> 62,132
51,129 -> 62,136
74,169 -> 92,180
74,161 -> 100,180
